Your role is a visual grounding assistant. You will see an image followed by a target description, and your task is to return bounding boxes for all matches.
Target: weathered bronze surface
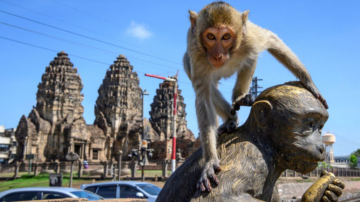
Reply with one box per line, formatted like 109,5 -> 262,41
156,82 -> 343,202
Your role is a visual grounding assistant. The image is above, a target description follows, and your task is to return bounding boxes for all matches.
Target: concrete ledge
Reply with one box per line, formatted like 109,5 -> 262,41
19,198 -> 147,202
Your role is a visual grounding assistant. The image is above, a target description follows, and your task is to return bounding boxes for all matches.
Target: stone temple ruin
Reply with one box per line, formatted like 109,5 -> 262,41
15,51 -> 194,163
149,80 -> 195,159
15,51 -> 105,162
94,55 -> 143,160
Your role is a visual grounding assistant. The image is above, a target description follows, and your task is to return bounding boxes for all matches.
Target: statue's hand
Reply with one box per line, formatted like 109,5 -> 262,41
302,170 -> 345,202
321,178 -> 345,202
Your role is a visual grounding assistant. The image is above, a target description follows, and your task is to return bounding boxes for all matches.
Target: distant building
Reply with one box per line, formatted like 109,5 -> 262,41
334,155 -> 350,163
330,155 -> 350,168
322,133 -> 335,164
0,126 -> 17,165
0,126 -> 4,136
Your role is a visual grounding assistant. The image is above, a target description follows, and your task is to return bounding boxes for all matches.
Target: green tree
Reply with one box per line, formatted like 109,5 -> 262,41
352,149 -> 360,157
349,154 -> 357,169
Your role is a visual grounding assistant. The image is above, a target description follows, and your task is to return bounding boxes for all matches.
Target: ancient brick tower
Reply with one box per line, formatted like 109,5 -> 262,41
149,80 -> 195,159
36,51 -> 84,124
16,51 -> 106,162
94,55 -> 143,159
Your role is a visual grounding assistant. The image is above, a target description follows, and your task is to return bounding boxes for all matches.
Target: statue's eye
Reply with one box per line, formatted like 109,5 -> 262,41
308,122 -> 314,128
207,33 -> 215,40
222,34 -> 230,40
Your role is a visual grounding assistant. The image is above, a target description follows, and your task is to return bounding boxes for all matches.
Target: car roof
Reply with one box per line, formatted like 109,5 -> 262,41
82,181 -> 153,187
0,187 -> 83,197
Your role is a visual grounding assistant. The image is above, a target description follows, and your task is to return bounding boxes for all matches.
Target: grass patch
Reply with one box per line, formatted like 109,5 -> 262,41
351,178 -> 360,181
0,174 -> 97,192
0,172 -> 29,178
0,170 -> 166,192
135,170 -> 171,177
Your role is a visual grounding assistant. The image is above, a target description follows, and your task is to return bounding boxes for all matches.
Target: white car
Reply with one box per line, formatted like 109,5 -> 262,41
0,187 -> 103,201
81,181 -> 161,202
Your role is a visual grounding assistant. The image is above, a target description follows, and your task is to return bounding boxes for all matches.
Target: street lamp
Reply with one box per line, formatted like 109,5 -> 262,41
141,89 -> 150,182
66,152 -> 79,187
145,73 -> 178,174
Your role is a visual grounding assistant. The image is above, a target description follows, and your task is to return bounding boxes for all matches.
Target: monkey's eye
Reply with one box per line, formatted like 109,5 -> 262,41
222,34 -> 230,40
207,33 -> 215,40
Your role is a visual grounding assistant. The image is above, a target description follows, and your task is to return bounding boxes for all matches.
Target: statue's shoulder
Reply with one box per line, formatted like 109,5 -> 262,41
218,132 -> 265,166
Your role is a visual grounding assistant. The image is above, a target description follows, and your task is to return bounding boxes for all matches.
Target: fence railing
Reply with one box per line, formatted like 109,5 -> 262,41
0,159 -> 181,179
281,167 -> 360,178
1,161 -> 359,179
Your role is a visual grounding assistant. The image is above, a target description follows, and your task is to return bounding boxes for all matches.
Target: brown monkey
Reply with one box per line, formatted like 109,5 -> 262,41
183,2 -> 328,192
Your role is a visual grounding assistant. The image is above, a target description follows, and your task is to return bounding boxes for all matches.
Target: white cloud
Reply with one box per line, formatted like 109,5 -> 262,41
126,20 -> 152,40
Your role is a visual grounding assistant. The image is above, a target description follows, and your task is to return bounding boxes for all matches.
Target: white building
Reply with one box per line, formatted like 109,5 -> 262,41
0,126 -> 17,165
332,155 -> 350,168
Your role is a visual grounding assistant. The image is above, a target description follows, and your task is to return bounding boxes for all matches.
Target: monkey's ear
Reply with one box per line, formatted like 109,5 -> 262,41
241,10 -> 250,35
189,10 -> 198,28
252,100 -> 272,126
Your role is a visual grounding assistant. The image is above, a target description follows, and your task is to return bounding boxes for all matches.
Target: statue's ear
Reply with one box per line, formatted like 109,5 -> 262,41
252,100 -> 272,126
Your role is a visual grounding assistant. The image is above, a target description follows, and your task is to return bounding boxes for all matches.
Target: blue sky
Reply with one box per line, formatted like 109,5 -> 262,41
1,0 -> 359,156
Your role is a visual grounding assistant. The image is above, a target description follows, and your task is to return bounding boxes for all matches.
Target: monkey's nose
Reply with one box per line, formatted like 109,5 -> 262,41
214,55 -> 222,61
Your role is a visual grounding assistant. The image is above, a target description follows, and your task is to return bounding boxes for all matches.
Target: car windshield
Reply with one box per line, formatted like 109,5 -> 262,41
71,191 -> 104,201
136,184 -> 161,196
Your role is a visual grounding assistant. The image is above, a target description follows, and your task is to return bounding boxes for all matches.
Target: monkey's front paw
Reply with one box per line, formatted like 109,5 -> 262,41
218,120 -> 238,135
231,94 -> 255,115
197,161 -> 221,192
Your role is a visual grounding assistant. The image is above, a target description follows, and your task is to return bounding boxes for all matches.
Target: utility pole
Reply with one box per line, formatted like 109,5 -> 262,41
250,77 -> 263,98
145,72 -> 178,174
141,89 -> 149,182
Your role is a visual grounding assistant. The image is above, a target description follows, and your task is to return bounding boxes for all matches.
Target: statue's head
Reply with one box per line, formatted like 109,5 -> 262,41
250,81 -> 328,173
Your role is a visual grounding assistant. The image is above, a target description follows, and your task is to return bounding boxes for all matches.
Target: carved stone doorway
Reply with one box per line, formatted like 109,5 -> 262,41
74,144 -> 82,159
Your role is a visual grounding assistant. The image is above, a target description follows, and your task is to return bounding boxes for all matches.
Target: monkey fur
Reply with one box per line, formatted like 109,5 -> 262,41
183,2 -> 328,191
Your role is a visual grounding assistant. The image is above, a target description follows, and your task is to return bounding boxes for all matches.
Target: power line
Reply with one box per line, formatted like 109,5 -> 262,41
1,36 -> 109,66
0,36 -> 194,86
2,35 -> 235,95
0,8 -> 235,94
50,0 -> 124,29
0,0 -> 146,50
0,9 -> 181,65
0,21 -> 182,73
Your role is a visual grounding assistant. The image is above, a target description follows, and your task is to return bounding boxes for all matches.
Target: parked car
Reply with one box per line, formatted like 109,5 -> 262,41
0,187 -> 104,201
81,181 -> 161,202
